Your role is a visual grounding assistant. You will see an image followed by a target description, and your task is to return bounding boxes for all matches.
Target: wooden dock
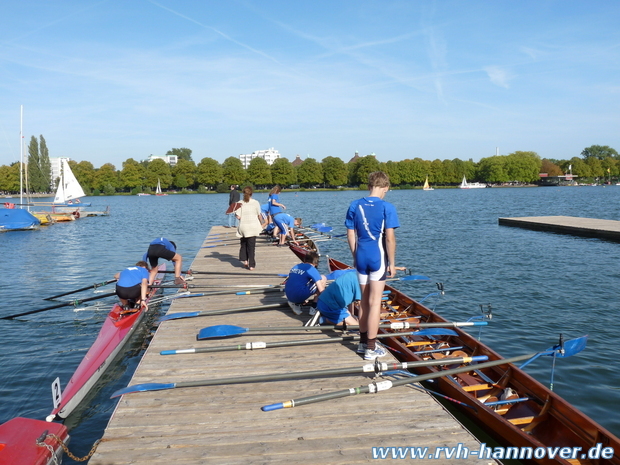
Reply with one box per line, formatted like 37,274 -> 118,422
90,226 -> 489,464
498,215 -> 620,242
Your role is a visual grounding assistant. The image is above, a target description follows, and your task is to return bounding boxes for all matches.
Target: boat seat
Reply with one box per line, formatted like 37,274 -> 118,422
462,383 -> 493,392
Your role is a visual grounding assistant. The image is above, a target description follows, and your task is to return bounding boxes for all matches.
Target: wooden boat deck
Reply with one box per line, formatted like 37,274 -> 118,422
498,216 -> 620,242
90,226 -> 489,464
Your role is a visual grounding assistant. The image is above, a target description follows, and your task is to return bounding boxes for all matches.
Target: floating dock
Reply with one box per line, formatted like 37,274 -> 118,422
90,226 -> 489,464
498,216 -> 620,242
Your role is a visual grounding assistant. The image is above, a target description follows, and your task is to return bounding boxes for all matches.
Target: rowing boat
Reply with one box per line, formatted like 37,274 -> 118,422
322,255 -> 620,464
0,417 -> 69,465
46,264 -> 166,422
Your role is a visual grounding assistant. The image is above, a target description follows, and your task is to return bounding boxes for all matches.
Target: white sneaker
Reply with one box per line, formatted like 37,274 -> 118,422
288,301 -> 302,315
364,345 -> 388,360
308,306 -> 317,316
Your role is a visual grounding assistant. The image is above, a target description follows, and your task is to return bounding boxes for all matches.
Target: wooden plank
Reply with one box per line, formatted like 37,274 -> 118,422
90,226 -> 490,464
498,216 -> 620,242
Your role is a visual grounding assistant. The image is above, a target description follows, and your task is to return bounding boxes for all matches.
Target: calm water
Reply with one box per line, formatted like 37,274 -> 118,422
1,186 -> 619,462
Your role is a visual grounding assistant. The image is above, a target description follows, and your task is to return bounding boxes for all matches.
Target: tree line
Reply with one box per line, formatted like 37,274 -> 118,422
1,142 -> 619,194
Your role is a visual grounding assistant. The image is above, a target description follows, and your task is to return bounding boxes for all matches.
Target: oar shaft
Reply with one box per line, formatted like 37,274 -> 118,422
262,352 -> 536,411
1,291 -> 117,320
43,279 -> 117,300
149,286 -> 283,297
159,302 -> 289,322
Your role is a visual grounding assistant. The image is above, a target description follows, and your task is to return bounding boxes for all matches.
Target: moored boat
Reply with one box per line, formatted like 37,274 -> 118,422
46,264 -> 167,422
0,417 -> 69,465
0,207 -> 41,231
325,255 -> 620,464
459,175 -> 487,189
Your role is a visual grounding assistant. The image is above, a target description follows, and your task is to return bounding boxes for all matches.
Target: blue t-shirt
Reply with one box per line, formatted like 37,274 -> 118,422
274,213 -> 295,232
143,237 -> 176,262
345,197 -> 400,243
317,270 -> 361,315
268,194 -> 282,215
285,263 -> 323,303
117,266 -> 149,287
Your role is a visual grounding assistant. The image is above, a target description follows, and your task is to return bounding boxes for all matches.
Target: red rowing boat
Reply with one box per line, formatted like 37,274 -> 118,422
46,264 -> 166,422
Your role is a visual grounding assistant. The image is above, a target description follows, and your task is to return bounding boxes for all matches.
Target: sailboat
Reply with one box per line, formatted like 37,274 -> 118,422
423,176 -> 434,191
459,175 -> 486,189
155,178 -> 167,196
54,159 -> 90,205
1,106 -> 40,232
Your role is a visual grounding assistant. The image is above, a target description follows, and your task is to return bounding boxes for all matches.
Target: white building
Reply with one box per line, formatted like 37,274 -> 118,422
146,154 -> 178,166
50,157 -> 70,187
239,148 -> 280,169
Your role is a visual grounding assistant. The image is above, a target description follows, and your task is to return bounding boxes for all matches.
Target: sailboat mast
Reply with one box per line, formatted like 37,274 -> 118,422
20,105 -> 23,206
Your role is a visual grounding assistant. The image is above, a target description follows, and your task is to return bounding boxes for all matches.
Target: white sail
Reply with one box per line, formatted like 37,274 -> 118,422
54,159 -> 86,203
156,179 -> 162,195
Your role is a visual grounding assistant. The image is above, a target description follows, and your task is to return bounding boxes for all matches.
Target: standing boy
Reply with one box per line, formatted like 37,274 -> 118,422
345,171 -> 400,360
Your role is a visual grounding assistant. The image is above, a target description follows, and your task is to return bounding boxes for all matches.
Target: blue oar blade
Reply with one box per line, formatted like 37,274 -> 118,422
111,382 -> 176,398
547,335 -> 588,358
399,275 -> 430,281
197,324 -> 248,340
316,226 -> 333,233
159,311 -> 200,322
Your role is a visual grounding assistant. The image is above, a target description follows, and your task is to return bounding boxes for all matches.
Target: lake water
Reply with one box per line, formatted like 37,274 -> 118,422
1,186 -> 619,463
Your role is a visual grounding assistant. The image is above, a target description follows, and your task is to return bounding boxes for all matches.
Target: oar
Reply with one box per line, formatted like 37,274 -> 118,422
160,270 -> 287,277
159,302 -> 290,322
322,272 -> 430,283
43,279 -> 118,301
1,292 -> 118,320
163,328 -> 460,355
261,338 -> 588,411
148,285 -> 283,297
110,354 -> 487,398
197,320 -> 481,340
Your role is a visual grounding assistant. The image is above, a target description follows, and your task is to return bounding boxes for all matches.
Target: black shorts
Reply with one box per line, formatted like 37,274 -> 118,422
147,244 -> 175,268
116,283 -> 141,300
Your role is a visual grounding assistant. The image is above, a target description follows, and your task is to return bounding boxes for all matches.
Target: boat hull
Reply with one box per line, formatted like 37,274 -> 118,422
326,257 -> 620,465
0,417 -> 69,465
47,264 -> 166,421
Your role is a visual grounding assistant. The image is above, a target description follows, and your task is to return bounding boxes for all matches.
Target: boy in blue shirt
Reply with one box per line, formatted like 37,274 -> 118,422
284,251 -> 326,315
115,261 -> 150,312
345,171 -> 400,360
316,269 -> 361,327
273,213 -> 300,247
143,237 -> 184,285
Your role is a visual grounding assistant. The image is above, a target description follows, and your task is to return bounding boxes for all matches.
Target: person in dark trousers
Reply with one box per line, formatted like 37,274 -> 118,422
114,261 -> 150,312
227,185 -> 241,227
236,186 -> 267,270
143,237 -> 184,285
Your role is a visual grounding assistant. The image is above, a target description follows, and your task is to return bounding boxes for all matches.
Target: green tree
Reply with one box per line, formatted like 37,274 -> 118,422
504,151 -> 542,182
172,159 -> 197,188
27,136 -> 44,192
0,163 -> 21,192
296,158 -> 323,187
321,156 -> 348,187
70,160 -> 96,193
247,157 -> 272,187
585,157 -> 604,178
39,135 -> 51,191
146,159 -> 172,188
166,148 -> 193,162
581,145 -> 619,161
93,163 -> 119,191
120,158 -> 145,190
270,158 -> 296,187
196,157 -> 223,189
478,156 -> 508,183
222,157 -> 246,186
384,161 -> 402,186
563,157 -> 590,178
351,155 -> 381,185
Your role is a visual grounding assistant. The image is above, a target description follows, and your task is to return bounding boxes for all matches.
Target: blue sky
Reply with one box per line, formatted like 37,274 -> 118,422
1,1 -> 619,168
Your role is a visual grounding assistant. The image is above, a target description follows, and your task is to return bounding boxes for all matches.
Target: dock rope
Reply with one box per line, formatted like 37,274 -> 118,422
37,433 -> 102,463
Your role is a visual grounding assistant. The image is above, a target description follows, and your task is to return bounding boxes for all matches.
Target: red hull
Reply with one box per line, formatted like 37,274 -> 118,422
0,417 -> 69,465
48,264 -> 166,421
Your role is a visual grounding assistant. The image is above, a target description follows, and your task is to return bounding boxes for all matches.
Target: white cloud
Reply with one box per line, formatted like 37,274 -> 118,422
484,66 -> 512,88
